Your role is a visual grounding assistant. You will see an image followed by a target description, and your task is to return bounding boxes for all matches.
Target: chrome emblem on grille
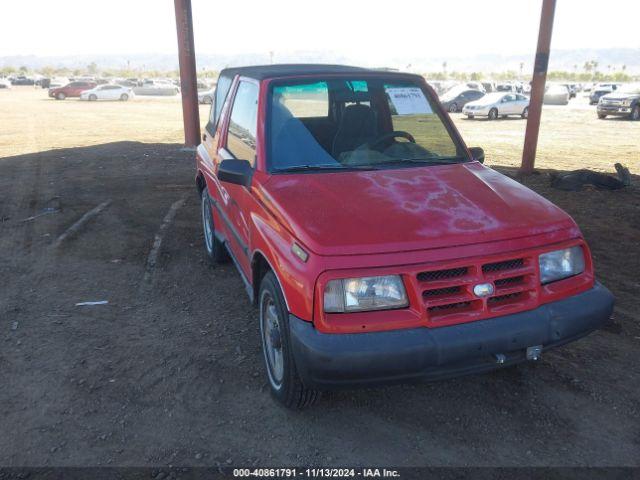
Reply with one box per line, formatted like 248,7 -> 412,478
473,283 -> 495,298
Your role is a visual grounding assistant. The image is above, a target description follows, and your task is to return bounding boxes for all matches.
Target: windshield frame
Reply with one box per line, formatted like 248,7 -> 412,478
264,73 -> 472,174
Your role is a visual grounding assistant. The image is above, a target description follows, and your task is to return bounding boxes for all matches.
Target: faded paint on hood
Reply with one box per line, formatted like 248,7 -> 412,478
260,162 -> 577,256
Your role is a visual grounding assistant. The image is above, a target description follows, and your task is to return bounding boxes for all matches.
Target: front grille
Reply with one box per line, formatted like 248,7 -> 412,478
482,258 -> 524,273
428,301 -> 472,312
417,253 -> 537,325
494,275 -> 524,287
417,267 -> 468,282
423,286 -> 462,297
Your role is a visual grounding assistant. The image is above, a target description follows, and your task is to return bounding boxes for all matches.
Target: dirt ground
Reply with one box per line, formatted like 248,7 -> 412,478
0,86 -> 639,467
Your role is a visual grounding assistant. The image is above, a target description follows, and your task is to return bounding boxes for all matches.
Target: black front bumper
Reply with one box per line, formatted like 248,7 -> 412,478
597,105 -> 633,116
289,283 -> 614,389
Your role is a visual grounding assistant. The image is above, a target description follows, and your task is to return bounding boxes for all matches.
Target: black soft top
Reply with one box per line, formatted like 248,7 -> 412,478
218,64 -> 417,81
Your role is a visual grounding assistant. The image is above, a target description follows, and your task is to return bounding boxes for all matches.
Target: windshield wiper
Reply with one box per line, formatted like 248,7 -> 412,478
273,164 -> 379,173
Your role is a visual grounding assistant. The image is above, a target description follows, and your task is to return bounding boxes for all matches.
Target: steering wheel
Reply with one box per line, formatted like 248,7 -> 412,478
367,131 -> 416,151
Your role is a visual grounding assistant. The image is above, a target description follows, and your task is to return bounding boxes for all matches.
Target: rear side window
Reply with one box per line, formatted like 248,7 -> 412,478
273,81 -> 328,118
227,81 -> 259,165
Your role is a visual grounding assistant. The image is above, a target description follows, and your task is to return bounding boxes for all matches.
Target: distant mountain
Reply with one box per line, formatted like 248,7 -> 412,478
1,48 -> 638,74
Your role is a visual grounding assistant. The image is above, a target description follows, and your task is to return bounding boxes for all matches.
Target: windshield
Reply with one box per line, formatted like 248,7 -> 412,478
268,77 -> 466,172
619,83 -> 640,94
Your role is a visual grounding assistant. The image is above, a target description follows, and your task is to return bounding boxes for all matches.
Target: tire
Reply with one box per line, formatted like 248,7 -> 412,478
488,108 -> 498,120
120,93 -> 129,101
56,92 -> 66,100
631,105 -> 640,121
201,189 -> 228,264
598,113 -> 607,120
259,271 -> 319,409
203,95 -> 212,104
521,107 -> 528,119
89,94 -> 97,101
467,114 -> 474,119
449,103 -> 457,113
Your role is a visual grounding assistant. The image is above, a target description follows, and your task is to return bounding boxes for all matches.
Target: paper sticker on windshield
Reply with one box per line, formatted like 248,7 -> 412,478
386,87 -> 432,115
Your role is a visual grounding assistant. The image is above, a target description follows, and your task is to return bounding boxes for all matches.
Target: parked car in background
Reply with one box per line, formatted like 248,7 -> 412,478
133,79 -> 179,96
49,81 -> 97,100
481,81 -> 496,93
590,86 -> 613,105
544,85 -> 570,105
560,83 -> 577,99
115,79 -> 138,88
597,83 -> 640,120
11,76 -> 35,86
196,64 -> 613,409
595,83 -> 621,92
0,78 -> 11,89
80,84 -> 134,101
496,83 -> 516,93
465,81 -> 486,93
463,92 -> 529,120
198,87 -> 216,104
439,87 -> 485,112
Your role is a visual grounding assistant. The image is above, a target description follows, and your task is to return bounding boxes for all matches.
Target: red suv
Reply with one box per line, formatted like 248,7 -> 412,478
48,81 -> 96,100
195,65 -> 614,409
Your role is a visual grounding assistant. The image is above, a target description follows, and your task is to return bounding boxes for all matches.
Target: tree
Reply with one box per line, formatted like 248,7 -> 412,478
0,66 -> 16,76
87,62 -> 98,75
19,65 -> 28,74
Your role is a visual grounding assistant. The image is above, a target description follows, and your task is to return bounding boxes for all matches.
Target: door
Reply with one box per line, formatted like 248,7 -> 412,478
516,94 -> 529,114
502,94 -> 518,114
217,79 -> 259,275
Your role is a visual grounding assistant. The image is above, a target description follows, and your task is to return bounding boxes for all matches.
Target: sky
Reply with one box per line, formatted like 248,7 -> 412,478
1,0 -> 639,61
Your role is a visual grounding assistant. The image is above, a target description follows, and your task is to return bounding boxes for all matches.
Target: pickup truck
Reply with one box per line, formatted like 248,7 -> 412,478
195,64 -> 614,409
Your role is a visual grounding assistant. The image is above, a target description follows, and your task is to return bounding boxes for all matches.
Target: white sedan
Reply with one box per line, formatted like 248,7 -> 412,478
198,88 -> 215,104
80,84 -> 134,101
462,92 -> 529,120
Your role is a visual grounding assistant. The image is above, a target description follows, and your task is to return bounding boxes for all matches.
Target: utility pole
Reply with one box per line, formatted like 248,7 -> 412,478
520,0 -> 556,174
174,0 -> 200,147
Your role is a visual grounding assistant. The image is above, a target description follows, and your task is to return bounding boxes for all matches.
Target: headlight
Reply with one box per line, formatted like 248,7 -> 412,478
539,246 -> 585,284
622,99 -> 631,107
324,275 -> 408,313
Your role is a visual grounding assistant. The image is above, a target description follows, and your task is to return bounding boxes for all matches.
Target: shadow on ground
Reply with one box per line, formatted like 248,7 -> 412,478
0,143 -> 638,467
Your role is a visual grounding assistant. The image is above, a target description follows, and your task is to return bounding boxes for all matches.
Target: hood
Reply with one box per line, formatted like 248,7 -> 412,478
602,91 -> 640,100
260,162 -> 577,256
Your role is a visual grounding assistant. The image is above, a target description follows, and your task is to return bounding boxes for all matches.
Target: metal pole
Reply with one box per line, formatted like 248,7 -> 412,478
174,0 -> 200,147
521,0 -> 556,174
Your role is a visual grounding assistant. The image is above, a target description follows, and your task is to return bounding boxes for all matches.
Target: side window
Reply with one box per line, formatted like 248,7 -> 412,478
211,75 -> 232,129
227,81 -> 259,165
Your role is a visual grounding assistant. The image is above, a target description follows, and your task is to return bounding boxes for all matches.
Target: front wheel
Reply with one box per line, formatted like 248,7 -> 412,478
449,103 -> 457,113
201,189 -> 228,264
56,92 -> 66,100
521,107 -> 528,119
89,94 -> 97,101
598,113 -> 607,119
630,105 -> 640,121
120,93 -> 129,101
259,271 -> 319,409
488,108 -> 498,120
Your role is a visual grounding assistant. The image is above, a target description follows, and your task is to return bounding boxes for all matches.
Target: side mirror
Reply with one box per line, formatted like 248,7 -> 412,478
217,159 -> 253,188
469,147 -> 485,163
